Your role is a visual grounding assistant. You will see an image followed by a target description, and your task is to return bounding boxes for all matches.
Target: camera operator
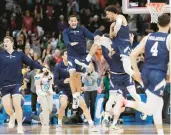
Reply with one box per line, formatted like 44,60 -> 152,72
82,62 -> 98,121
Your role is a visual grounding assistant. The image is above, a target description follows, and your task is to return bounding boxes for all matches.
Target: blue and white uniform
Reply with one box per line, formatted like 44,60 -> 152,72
142,32 -> 169,96
54,61 -> 72,101
62,25 -> 94,72
0,50 -> 43,97
112,25 -> 131,56
101,41 -> 134,97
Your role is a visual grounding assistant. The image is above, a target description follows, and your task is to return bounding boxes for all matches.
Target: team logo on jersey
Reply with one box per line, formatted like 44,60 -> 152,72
6,55 -> 16,59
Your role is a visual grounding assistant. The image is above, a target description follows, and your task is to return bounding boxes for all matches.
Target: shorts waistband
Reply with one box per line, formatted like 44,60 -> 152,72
110,71 -> 126,75
2,84 -> 20,88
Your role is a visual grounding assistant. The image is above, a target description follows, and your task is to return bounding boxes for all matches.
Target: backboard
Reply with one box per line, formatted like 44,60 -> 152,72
122,0 -> 171,14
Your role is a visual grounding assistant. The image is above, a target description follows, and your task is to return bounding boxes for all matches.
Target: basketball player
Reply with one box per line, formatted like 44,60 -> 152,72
96,35 -> 141,132
127,14 -> 170,135
62,15 -> 100,109
81,5 -> 134,75
54,50 -> 97,132
34,69 -> 53,132
0,36 -> 48,133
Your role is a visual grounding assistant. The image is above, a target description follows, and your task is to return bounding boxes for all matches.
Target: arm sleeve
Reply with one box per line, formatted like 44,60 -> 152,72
82,27 -> 94,40
22,52 -> 44,70
53,65 -> 65,86
114,17 -> 122,34
62,29 -> 71,46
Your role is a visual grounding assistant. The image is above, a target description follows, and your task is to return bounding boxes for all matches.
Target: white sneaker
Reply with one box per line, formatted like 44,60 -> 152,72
42,125 -> 49,130
109,125 -> 124,133
8,113 -> 16,129
140,113 -> 147,120
17,126 -> 24,134
89,125 -> 98,132
72,96 -> 79,109
56,124 -> 62,132
74,59 -> 89,68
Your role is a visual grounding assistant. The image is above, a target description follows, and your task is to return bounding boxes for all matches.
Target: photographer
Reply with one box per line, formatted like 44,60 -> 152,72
82,62 -> 98,121
34,68 -> 53,132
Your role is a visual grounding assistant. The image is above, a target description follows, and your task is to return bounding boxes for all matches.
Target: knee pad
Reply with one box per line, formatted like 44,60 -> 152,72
121,55 -> 134,76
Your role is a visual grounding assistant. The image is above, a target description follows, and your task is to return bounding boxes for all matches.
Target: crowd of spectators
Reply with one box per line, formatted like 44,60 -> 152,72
0,0 -> 166,122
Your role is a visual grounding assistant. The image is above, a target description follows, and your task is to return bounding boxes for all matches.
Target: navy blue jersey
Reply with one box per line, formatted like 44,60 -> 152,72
112,25 -> 131,56
116,25 -> 130,40
144,32 -> 169,73
53,61 -> 70,91
62,25 -> 94,57
0,50 -> 43,87
101,45 -> 125,73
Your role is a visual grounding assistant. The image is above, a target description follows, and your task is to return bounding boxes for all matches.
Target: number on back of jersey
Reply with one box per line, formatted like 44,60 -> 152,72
150,42 -> 158,56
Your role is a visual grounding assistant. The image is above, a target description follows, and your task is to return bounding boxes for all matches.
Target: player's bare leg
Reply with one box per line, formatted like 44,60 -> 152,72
69,70 -> 79,109
1,95 -> 15,129
79,96 -> 97,132
75,73 -> 82,95
56,96 -> 68,132
12,95 -> 24,133
125,90 -> 164,135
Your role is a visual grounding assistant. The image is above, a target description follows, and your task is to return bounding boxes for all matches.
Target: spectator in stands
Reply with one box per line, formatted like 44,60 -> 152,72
82,62 -> 98,121
57,15 -> 68,34
23,10 -> 34,33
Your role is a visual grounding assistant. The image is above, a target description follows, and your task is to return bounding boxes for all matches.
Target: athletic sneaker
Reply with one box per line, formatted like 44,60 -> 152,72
140,113 -> 147,120
89,125 -> 98,132
8,113 -> 16,129
17,126 -> 24,134
74,59 -> 89,68
40,125 -> 49,134
109,125 -> 124,133
56,124 -> 62,132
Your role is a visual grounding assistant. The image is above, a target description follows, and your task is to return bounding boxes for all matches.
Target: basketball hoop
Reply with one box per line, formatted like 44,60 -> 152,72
146,3 -> 167,23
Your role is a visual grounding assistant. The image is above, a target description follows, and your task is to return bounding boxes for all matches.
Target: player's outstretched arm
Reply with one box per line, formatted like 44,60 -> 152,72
130,36 -> 147,84
22,52 -> 44,70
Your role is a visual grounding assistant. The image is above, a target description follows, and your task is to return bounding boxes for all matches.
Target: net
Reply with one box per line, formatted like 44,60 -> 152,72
146,3 -> 167,23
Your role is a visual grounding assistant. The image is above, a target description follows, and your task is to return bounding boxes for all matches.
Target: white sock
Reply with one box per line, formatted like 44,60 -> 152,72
112,119 -> 117,126
18,122 -> 22,127
86,54 -> 92,62
88,120 -> 94,126
58,119 -> 62,125
104,112 -> 110,120
76,92 -> 80,97
73,93 -> 77,98
157,129 -> 164,135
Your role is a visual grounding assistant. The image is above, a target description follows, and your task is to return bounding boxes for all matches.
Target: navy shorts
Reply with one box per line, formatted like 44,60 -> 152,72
142,68 -> 167,96
0,84 -> 22,97
110,73 -> 134,98
112,38 -> 131,56
68,55 -> 87,72
59,90 -> 72,102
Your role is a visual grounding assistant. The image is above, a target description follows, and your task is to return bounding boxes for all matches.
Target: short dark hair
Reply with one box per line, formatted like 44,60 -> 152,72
68,15 -> 78,20
105,5 -> 118,14
61,49 -> 67,56
158,14 -> 170,27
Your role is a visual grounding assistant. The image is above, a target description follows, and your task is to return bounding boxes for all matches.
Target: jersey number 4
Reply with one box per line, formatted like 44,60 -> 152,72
150,42 -> 158,56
